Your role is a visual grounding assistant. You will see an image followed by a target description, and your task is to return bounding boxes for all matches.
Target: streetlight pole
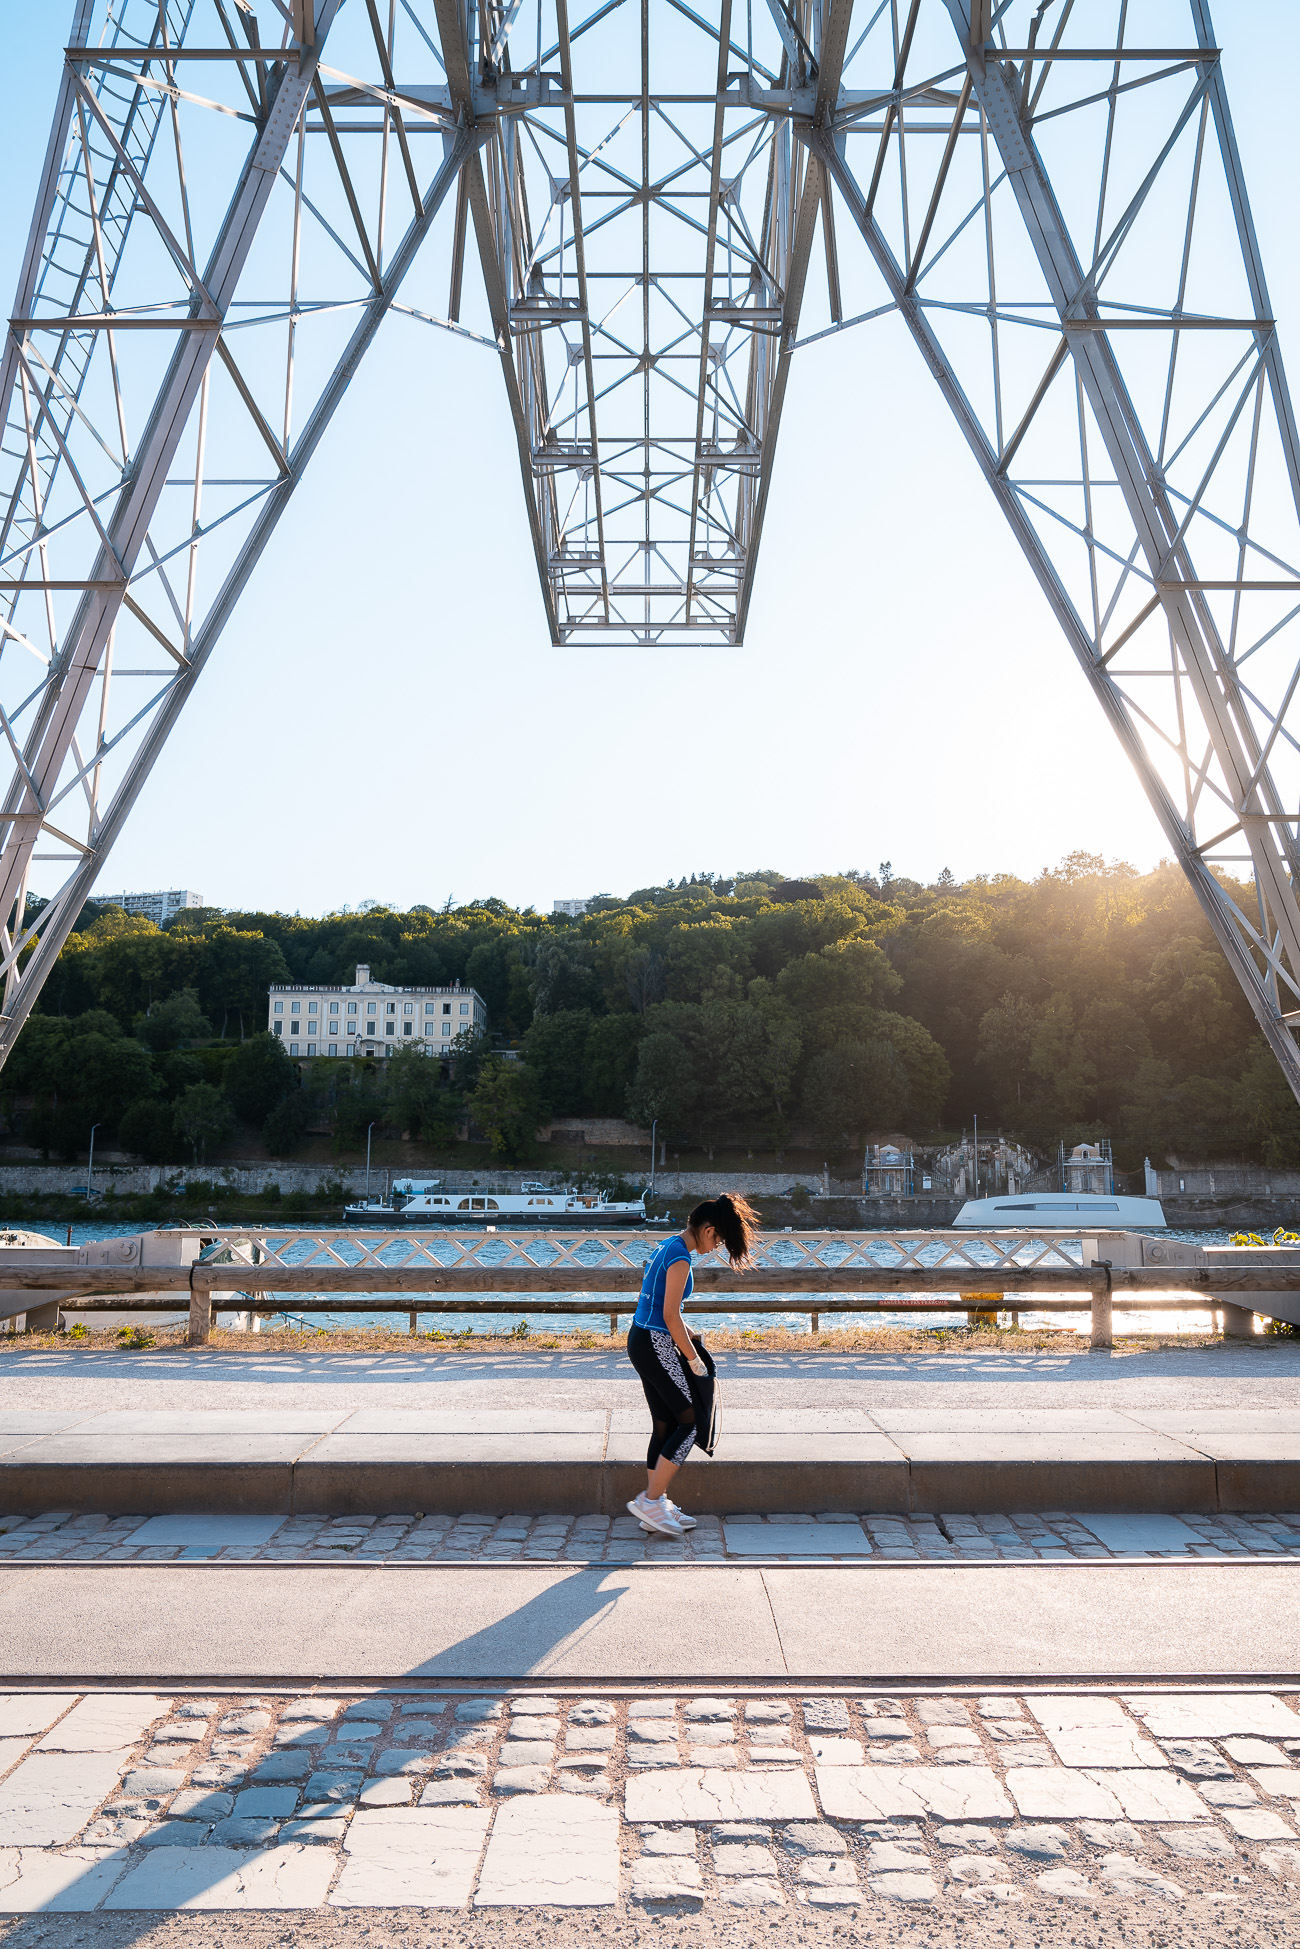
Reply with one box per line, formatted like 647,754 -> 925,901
365,1122 -> 376,1203
649,1119 -> 658,1200
86,1123 -> 100,1201
972,1113 -> 979,1199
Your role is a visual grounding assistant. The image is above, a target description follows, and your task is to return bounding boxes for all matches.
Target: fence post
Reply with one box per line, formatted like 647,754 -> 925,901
188,1274 -> 212,1348
1091,1265 -> 1113,1351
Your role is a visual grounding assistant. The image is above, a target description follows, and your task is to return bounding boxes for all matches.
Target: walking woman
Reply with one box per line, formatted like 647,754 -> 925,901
626,1194 -> 760,1536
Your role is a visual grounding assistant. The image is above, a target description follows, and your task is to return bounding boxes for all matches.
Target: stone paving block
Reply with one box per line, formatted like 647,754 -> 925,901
1084,1770 -> 1209,1821
916,1700 -> 970,1727
802,1701 -> 851,1732
82,1818 -> 152,1847
1044,1731 -> 1167,1770
935,1825 -> 997,1850
865,1842 -> 928,1871
233,1788 -> 300,1818
120,1767 -> 186,1798
1199,1780 -> 1259,1807
714,1843 -> 777,1875
210,1818 -> 282,1846
745,1702 -> 791,1724
1159,1826 -> 1237,1860
1099,1852 -> 1184,1899
782,1822 -> 847,1855
867,1871 -> 934,1903
1079,1821 -> 1145,1849
252,1752 -> 312,1783
926,1727 -> 981,1751
979,1698 -> 1024,1719
1220,1807 -> 1297,1839
715,1823 -> 771,1840
683,1699 -> 735,1723
1259,1844 -> 1300,1882
799,1857 -> 861,1896
359,1780 -> 412,1807
106,1844 -> 335,1909
331,1808 -> 491,1907
1158,1740 -> 1232,1778
817,1765 -> 1012,1823
1248,1766 -> 1300,1799
0,1846 -> 130,1912
748,1748 -> 803,1767
1036,1867 -> 1100,1901
565,1727 -> 615,1752
626,1770 -> 817,1824
1032,1697 -> 1130,1731
1224,1737 -> 1284,1764
718,1877 -> 784,1905
281,1819 -> 348,1843
454,1700 -> 503,1724
1125,1694 -> 1300,1739
0,1749 -> 135,1845
419,1780 -> 483,1807
1005,1824 -> 1070,1859
570,1703 -> 616,1727
629,1858 -> 704,1902
375,1752 -> 428,1777
497,1742 -> 555,1768
642,1828 -> 696,1856
0,1697 -> 76,1740
35,1696 -> 165,1753
137,1822 -> 211,1848
809,1738 -> 864,1767
475,1795 -> 620,1907
304,1772 -> 362,1802
495,1765 -> 552,1795
1004,1768 -> 1124,1821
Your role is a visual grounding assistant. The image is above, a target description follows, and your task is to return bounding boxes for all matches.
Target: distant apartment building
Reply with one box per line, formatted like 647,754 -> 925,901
96,888 -> 204,926
267,963 -> 486,1059
553,898 -> 589,917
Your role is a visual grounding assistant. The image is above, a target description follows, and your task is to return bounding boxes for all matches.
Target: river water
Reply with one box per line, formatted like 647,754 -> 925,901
18,1219 -> 1254,1338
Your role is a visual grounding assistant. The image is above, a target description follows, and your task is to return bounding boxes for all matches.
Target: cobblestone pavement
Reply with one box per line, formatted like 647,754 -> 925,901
2,1685 -> 1300,1919
3,1507 -> 1300,1561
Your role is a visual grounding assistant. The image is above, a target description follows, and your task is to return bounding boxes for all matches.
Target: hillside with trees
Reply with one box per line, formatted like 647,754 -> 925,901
3,854 -> 1295,1170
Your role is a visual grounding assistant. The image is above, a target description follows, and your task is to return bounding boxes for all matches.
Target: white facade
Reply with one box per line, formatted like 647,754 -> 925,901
552,898 -> 589,916
268,963 -> 486,1060
97,888 -> 204,925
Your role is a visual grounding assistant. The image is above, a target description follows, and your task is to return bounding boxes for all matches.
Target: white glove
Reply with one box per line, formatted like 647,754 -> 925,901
688,1356 -> 708,1378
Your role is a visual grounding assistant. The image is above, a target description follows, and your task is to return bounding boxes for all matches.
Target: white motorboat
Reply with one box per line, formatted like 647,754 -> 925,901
343,1179 -> 647,1225
953,1191 -> 1167,1228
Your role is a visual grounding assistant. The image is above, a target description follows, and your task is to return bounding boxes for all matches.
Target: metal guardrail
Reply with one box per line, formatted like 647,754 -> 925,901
0,1228 -> 1294,1350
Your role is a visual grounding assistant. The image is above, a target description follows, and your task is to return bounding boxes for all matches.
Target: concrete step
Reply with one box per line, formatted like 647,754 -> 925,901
3,1410 -> 1300,1514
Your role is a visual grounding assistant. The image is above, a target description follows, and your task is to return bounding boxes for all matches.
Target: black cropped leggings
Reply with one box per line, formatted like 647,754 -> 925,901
626,1322 -> 696,1469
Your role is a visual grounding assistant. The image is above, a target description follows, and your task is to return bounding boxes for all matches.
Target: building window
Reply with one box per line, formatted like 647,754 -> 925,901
460,1002 -> 469,1014
367,1003 -> 377,1015
274,1001 -> 284,1014
348,1002 -> 358,1015
328,1043 -> 337,1057
308,1001 -> 318,1014
424,1002 -> 435,1014
346,1042 -> 355,1056
290,1043 -> 300,1056
386,1002 -> 396,1015
442,1022 -> 451,1036
443,1002 -> 451,1014
329,1002 -> 339,1015
403,1001 -> 412,1014
290,1018 -> 300,1033
273,1022 -> 283,1036
385,1021 -> 395,1035
403,1021 -> 413,1035
307,1043 -> 316,1057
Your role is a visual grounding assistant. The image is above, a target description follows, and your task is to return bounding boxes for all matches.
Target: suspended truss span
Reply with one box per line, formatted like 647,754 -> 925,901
4,0 -> 1300,1107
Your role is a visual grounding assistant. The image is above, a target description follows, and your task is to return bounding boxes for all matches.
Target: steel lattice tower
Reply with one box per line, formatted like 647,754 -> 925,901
4,0 -> 1300,1102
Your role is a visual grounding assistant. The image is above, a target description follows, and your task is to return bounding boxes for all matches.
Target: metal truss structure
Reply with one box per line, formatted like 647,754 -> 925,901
5,0 -> 1300,1102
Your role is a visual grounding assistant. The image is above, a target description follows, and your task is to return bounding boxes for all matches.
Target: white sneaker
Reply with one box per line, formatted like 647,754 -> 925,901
663,1499 -> 697,1530
628,1493 -> 684,1537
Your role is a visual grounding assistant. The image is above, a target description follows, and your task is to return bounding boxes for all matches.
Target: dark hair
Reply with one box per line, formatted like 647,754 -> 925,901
688,1193 -> 760,1267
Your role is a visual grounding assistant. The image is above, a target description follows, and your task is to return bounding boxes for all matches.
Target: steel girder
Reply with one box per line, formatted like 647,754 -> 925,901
5,2 -> 1300,1106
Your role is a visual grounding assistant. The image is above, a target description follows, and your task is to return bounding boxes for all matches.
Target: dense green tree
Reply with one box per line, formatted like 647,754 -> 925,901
172,1083 -> 233,1165
468,1057 -> 542,1161
625,1030 -> 699,1142
119,1097 -> 179,1163
134,988 -> 212,1052
521,1009 -> 592,1117
224,1033 -> 297,1126
801,1037 -> 911,1145
263,1091 -> 310,1156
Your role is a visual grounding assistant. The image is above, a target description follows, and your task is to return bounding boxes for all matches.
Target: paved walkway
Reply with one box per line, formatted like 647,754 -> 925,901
3,1339 -> 1299,1412
1,1561 -> 1298,1680
3,1506 -> 1300,1563
1,1684 -> 1299,1918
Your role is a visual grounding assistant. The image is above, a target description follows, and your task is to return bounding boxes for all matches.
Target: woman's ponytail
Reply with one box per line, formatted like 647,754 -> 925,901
689,1193 -> 760,1267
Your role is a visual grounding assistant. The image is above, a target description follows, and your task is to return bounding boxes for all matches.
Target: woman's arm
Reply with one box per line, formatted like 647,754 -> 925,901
661,1260 -> 700,1366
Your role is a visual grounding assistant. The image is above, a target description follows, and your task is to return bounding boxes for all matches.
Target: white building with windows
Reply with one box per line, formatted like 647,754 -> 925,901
97,888 -> 204,925
267,963 -> 486,1059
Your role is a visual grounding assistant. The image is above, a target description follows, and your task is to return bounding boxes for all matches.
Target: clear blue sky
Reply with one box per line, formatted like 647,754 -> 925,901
2,4 -> 1297,915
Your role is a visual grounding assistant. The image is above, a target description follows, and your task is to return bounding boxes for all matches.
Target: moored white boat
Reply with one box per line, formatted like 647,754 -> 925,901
343,1179 -> 647,1225
953,1190 -> 1167,1228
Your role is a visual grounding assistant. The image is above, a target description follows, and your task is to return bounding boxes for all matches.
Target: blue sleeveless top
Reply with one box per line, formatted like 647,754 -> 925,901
633,1234 -> 693,1332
